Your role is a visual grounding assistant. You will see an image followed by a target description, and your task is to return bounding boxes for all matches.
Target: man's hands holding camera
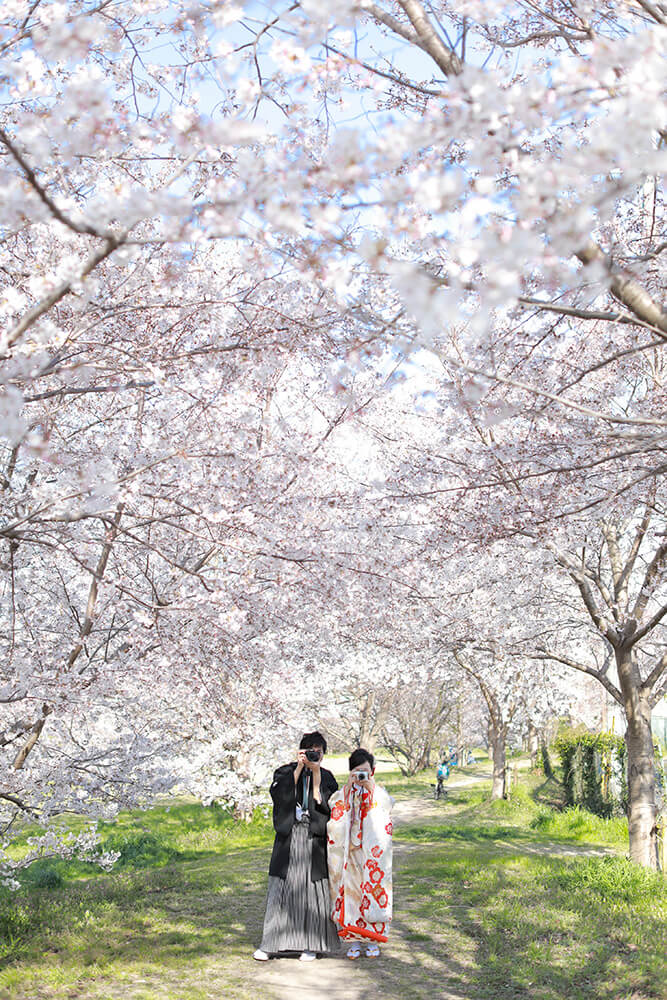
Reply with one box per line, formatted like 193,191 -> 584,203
295,747 -> 322,780
294,747 -> 323,802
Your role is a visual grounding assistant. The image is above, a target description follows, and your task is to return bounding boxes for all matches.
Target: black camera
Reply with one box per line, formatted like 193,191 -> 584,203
305,749 -> 321,762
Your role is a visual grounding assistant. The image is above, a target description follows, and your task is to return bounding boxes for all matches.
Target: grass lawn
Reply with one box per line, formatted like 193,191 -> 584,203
0,769 -> 664,1000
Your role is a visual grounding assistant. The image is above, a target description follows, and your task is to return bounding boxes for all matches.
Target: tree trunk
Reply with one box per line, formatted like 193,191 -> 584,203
617,649 -> 658,869
624,702 -> 658,869
358,726 -> 377,753
358,694 -> 378,752
527,722 -> 539,769
456,695 -> 465,761
488,720 -> 507,799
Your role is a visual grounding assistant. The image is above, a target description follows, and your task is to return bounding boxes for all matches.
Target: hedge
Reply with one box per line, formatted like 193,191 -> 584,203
554,731 -> 627,818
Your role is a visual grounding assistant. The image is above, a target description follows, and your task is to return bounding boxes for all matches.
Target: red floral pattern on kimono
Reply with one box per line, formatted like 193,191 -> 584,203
327,782 -> 393,943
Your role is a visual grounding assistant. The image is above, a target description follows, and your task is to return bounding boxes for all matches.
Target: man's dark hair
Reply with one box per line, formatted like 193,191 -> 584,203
299,730 -> 327,753
349,747 -> 374,771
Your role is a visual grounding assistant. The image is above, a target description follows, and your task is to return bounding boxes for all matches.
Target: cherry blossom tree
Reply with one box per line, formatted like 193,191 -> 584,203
531,498 -> 667,868
1,0 -> 665,876
378,660 -> 457,775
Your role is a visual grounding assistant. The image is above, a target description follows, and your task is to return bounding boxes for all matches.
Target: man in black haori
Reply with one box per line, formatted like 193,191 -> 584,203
254,731 -> 340,961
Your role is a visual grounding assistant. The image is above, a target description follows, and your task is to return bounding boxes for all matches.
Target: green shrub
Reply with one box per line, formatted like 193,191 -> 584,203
554,730 -> 627,817
21,863 -> 64,889
100,831 -> 179,868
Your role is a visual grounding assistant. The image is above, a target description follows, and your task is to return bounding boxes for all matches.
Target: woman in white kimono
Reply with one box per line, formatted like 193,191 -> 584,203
326,748 -> 393,959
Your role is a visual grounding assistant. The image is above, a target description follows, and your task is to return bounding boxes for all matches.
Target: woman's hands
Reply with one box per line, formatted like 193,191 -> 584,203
348,770 -> 375,794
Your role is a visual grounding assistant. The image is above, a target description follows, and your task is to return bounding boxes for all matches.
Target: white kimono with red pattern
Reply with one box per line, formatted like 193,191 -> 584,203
326,782 -> 393,943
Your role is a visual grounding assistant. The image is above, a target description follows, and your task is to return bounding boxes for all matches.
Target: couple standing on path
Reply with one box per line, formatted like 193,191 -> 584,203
253,731 -> 393,963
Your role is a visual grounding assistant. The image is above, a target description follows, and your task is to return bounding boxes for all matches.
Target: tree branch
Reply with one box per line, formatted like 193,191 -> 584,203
0,791 -> 39,818
630,539 -> 667,625
4,236 -> 121,351
533,649 -> 623,705
12,704 -> 53,770
616,499 -> 654,604
395,0 -> 463,76
577,241 -> 667,335
67,504 -> 124,670
630,601 -> 667,646
358,1 -> 423,48
517,296 -> 651,328
634,0 -> 667,26
0,127 -> 107,238
643,649 -> 667,699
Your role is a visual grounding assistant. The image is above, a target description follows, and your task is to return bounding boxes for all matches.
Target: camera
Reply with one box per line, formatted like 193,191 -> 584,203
355,771 -> 369,782
305,749 -> 321,762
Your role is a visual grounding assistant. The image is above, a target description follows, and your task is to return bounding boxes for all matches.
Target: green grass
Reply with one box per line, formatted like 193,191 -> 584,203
0,766 -> 663,1000
389,846 -> 665,1000
529,804 -> 629,848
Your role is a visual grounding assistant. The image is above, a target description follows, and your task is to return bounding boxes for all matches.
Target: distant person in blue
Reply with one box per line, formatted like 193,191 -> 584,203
436,759 -> 449,799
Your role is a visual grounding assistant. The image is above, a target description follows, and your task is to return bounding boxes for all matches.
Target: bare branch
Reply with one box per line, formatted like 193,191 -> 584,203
630,539 -> 667,625
395,0 -> 463,76
358,1 -> 423,48
517,295 -> 657,328
22,380 -> 154,402
616,499 -> 654,604
577,241 -> 667,335
67,504 -> 124,670
630,601 -> 667,645
643,649 -> 667,699
633,0 -> 667,26
12,704 -> 53,770
533,650 -> 623,705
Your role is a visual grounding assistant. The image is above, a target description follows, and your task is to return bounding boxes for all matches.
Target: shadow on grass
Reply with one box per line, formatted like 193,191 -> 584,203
372,847 -> 666,1000
2,840 -> 665,1000
0,845 -> 271,989
529,775 -> 567,810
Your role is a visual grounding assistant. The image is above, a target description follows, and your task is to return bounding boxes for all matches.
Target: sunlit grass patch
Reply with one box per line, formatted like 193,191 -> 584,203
530,804 -> 628,847
394,842 -> 666,1000
545,855 -> 664,902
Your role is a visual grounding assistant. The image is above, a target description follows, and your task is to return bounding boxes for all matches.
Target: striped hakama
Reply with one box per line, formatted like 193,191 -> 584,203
260,815 -> 341,955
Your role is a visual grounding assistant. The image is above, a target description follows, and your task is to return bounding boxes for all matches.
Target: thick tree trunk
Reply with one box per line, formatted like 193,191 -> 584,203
358,725 -> 377,753
625,707 -> 658,869
617,649 -> 658,869
488,720 -> 507,799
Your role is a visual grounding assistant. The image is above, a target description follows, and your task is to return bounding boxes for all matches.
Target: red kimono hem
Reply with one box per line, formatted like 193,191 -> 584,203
337,923 -> 388,943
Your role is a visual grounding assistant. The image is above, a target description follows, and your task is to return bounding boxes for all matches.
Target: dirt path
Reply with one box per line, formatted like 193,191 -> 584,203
390,770 -> 494,826
254,951 -> 387,1000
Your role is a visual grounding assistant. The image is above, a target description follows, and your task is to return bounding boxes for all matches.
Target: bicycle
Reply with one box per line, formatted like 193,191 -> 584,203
432,777 -> 448,800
